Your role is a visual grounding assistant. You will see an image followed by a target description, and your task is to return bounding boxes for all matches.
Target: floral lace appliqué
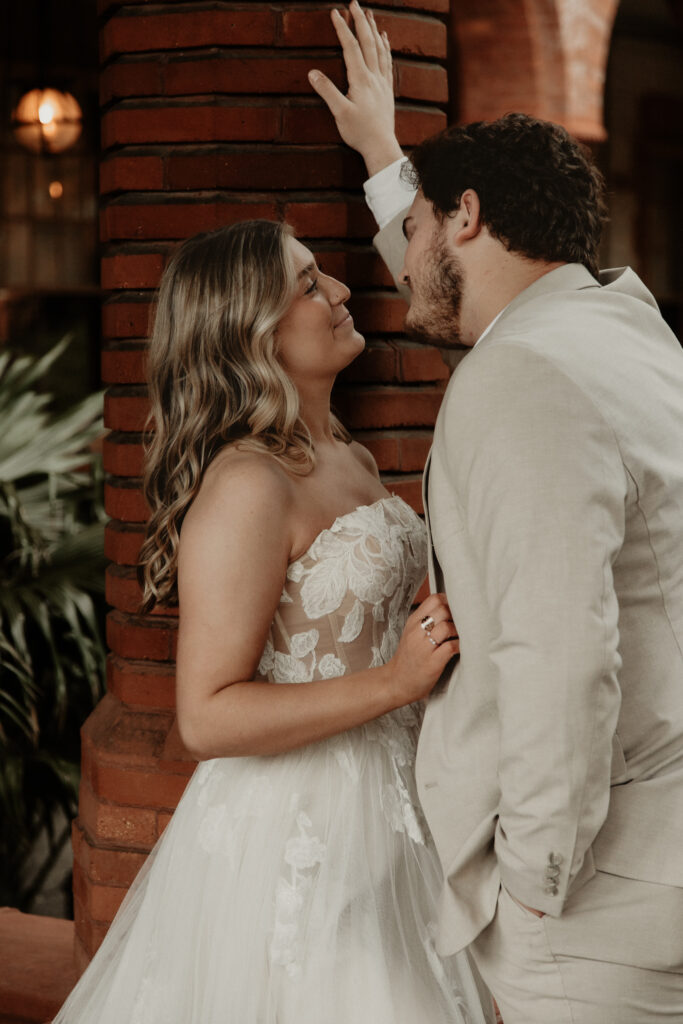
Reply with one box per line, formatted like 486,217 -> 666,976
270,809 -> 327,978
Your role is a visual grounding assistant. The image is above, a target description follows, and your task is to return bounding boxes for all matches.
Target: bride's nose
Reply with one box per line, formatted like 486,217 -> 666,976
322,273 -> 351,306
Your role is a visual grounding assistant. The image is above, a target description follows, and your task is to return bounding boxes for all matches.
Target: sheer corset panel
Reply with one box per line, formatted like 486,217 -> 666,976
257,495 -> 429,683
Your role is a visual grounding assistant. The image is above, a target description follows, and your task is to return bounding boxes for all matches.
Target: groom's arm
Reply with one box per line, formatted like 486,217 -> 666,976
309,3 -> 414,298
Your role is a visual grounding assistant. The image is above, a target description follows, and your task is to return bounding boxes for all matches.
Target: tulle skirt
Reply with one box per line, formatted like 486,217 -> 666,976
54,710 -> 490,1024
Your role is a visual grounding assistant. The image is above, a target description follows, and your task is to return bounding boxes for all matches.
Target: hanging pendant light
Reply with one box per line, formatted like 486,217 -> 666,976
12,87 -> 82,155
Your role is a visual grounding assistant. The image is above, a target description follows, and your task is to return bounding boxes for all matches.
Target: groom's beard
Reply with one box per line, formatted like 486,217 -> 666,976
404,239 -> 464,349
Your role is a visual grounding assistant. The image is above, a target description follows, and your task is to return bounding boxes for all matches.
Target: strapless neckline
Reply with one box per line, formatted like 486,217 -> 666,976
290,493 -> 415,566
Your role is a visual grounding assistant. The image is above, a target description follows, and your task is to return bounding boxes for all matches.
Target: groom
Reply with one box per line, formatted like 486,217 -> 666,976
309,4 -> 683,1022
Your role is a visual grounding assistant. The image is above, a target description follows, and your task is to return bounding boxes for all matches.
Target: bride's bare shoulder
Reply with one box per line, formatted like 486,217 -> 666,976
348,440 -> 381,481
184,446 -> 295,535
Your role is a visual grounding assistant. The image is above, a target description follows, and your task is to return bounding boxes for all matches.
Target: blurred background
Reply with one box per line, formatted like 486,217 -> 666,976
0,0 -> 104,923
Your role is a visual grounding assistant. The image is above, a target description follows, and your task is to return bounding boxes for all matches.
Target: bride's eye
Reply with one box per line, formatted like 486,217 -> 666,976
304,277 -> 318,295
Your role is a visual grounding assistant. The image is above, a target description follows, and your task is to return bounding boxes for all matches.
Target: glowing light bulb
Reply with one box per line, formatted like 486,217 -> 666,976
38,101 -> 55,125
13,88 -> 83,154
49,181 -> 64,199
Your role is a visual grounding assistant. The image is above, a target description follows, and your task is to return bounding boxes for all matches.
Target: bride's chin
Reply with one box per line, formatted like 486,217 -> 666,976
339,333 -> 365,367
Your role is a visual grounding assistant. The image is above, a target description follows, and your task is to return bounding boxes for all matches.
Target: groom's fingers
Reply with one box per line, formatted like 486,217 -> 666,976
349,1 -> 380,75
308,70 -> 349,119
331,7 -> 372,82
367,9 -> 392,81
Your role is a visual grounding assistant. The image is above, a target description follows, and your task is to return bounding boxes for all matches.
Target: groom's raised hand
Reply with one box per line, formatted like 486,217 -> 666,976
308,2 -> 404,176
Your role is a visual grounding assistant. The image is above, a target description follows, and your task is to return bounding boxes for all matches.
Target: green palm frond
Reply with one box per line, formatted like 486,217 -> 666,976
0,337 -> 108,910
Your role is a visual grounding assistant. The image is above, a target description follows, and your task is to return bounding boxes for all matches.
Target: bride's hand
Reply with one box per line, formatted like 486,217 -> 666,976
387,593 -> 460,705
308,1 -> 404,177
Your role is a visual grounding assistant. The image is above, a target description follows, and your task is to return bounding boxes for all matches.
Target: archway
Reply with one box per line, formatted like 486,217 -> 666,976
450,0 -> 620,141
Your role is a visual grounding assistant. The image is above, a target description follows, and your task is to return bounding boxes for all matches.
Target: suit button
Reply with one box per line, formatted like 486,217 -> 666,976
544,884 -> 559,896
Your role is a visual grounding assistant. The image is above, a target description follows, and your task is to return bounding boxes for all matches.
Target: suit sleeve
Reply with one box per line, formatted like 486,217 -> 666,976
444,342 -> 627,915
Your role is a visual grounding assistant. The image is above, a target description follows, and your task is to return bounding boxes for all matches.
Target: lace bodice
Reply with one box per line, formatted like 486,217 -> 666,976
256,495 -> 428,684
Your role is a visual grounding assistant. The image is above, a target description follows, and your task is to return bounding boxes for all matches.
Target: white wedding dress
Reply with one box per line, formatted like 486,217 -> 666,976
54,495 -> 489,1024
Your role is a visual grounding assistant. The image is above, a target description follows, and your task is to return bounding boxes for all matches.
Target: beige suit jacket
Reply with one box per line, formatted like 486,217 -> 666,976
375,213 -> 683,956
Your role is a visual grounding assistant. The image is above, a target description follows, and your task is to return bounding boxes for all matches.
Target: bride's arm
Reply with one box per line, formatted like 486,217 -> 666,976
175,457 -> 456,760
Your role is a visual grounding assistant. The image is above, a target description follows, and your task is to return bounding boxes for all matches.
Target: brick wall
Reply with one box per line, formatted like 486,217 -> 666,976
73,0 -> 450,967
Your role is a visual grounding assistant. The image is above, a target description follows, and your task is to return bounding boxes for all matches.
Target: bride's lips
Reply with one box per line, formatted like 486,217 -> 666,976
334,311 -> 353,329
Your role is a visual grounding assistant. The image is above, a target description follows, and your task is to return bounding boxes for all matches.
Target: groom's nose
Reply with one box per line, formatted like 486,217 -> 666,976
398,263 -> 411,289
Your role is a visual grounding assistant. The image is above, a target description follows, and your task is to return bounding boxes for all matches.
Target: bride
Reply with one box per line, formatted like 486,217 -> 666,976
52,218 -> 490,1023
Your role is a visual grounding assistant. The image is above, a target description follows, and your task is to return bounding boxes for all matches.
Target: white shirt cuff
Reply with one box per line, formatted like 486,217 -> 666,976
363,157 -> 416,230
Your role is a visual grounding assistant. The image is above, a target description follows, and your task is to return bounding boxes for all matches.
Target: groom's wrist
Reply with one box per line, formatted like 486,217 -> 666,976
361,139 -> 405,178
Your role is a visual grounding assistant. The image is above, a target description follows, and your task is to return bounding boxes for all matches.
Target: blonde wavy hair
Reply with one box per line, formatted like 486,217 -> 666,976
138,220 -> 351,613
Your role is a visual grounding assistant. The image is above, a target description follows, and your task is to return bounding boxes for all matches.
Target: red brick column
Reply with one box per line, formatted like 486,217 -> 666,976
73,0 -> 449,968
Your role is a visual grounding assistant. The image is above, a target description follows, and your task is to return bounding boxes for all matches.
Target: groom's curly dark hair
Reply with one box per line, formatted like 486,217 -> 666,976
403,113 -> 607,279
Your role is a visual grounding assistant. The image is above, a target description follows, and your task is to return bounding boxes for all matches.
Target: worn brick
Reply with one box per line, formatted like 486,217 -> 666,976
101,252 -> 165,290
82,694 -> 174,767
102,102 -> 280,148
337,341 -> 398,384
100,154 -> 164,195
102,297 -> 152,339
335,385 -> 444,429
101,344 -> 148,384
164,145 -> 361,191
312,246 -> 394,289
396,60 -> 448,103
280,9 -> 447,59
89,760 -> 188,810
78,779 -> 157,851
105,521 -> 146,565
104,481 -> 149,522
101,10 -> 277,61
391,0 -> 450,11
106,564 -> 143,614
100,60 -> 162,104
348,292 -> 410,333
104,390 -> 150,432
282,199 -> 375,239
107,564 -> 177,617
398,431 -> 433,471
280,103 -> 444,147
72,824 -> 147,887
72,892 -> 110,963
101,197 -> 279,241
103,433 -> 145,477
399,343 -> 450,382
107,654 -> 176,709
101,51 -> 448,104
163,53 -> 343,98
107,610 -> 177,661
395,106 -> 448,144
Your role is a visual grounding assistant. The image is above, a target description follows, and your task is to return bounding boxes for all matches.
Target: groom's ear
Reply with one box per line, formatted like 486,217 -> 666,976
449,189 -> 483,247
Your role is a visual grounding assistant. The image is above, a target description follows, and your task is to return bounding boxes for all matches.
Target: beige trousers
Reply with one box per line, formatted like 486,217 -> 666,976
469,873 -> 683,1023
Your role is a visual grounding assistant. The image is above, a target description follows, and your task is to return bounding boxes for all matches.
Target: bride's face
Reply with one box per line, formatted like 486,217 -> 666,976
276,238 -> 365,383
